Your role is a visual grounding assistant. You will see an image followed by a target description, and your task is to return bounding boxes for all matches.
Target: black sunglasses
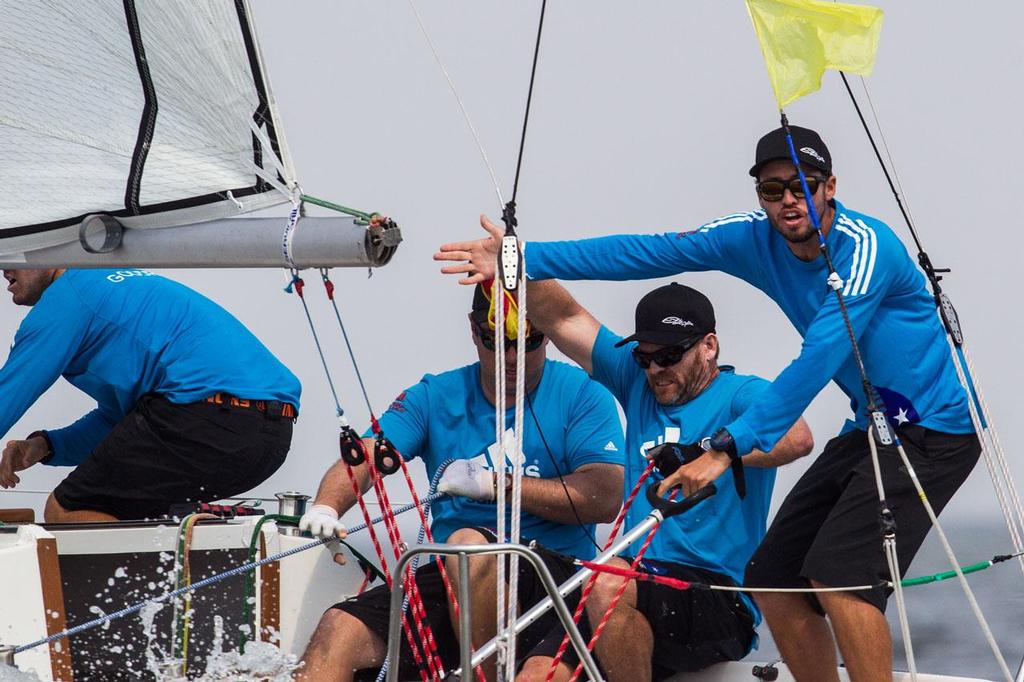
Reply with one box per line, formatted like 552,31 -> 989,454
755,175 -> 826,202
631,338 -> 701,370
474,320 -> 545,353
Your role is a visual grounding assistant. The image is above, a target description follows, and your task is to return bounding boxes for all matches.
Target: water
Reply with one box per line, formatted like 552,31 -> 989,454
752,519 -> 1024,679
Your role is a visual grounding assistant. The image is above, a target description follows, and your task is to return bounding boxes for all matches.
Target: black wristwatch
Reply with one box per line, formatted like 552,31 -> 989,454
702,427 -> 746,500
27,430 -> 55,464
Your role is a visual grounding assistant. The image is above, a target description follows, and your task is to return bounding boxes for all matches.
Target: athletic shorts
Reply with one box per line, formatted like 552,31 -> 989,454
332,529 -> 579,679
528,558 -> 755,681
53,393 -> 293,520
745,425 -> 980,612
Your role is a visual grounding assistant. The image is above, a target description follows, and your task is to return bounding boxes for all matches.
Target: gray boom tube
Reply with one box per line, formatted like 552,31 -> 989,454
0,216 -> 400,269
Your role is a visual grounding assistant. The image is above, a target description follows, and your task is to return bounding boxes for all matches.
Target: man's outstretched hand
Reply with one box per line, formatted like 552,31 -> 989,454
0,437 -> 49,488
433,215 -> 506,285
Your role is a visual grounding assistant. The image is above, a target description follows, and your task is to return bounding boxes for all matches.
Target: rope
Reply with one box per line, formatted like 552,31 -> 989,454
544,461 -> 656,681
406,0 -> 504,210
573,551 -> 1024,594
509,0 -> 548,206
285,271 -> 347,424
319,270 -> 376,423
493,277 -> 509,679
566,491 -> 677,682
173,512 -> 217,674
343,450 -> 433,682
506,265 -> 529,678
301,194 -> 375,223
836,75 -> 1021,678
12,493 -> 444,655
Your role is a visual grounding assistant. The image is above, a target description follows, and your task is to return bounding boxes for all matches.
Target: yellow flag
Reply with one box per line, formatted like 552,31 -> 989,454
746,0 -> 883,109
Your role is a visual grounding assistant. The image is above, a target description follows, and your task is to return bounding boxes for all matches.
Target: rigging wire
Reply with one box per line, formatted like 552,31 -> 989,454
406,0 -> 505,210
526,395 -> 602,553
510,0 -> 548,207
782,88 -> 1015,676
839,71 -> 1024,579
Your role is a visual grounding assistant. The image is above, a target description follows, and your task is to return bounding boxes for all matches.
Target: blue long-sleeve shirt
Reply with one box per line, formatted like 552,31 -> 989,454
0,270 -> 301,466
525,201 -> 973,456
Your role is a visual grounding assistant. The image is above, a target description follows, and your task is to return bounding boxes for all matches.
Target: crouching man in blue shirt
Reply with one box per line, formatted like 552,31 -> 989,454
0,268 -> 300,522
297,283 -> 625,682
505,280 -> 813,682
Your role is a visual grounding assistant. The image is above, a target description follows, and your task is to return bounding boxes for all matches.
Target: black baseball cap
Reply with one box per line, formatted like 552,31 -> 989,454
614,283 -> 716,348
749,125 -> 831,178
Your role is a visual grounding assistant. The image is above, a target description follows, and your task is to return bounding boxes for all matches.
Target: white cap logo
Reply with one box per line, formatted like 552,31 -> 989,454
661,316 -> 694,327
800,146 -> 826,164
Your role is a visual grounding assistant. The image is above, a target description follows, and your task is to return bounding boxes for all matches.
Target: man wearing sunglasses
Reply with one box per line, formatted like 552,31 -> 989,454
435,125 -> 979,681
297,281 -> 625,682
503,280 -> 812,681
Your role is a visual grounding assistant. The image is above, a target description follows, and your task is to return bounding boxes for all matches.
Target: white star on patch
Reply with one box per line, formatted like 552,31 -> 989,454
894,407 -> 910,425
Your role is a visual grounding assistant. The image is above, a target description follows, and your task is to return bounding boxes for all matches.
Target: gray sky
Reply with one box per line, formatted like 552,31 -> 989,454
3,0 -> 1022,534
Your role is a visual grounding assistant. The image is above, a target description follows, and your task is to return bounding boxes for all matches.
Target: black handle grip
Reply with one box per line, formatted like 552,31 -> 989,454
374,435 -> 401,475
339,427 -> 367,466
645,482 -> 717,518
646,441 -> 706,478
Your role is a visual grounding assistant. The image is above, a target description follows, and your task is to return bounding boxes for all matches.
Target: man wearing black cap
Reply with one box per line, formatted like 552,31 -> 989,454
436,125 -> 979,680
297,282 -> 625,681
504,279 -> 812,681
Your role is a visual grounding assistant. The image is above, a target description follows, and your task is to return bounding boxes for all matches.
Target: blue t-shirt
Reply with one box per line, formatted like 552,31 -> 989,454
376,359 -> 625,559
526,201 -> 973,456
0,269 -> 301,466
591,327 -> 774,588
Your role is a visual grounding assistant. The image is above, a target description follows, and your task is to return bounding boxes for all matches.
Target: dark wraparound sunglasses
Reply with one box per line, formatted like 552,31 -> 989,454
631,337 -> 702,369
755,175 -> 826,202
474,320 -> 545,353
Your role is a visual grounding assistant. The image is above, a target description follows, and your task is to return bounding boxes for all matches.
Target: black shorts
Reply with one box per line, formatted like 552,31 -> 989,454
53,394 -> 293,520
528,558 -> 754,681
332,530 -> 579,679
745,425 -> 980,612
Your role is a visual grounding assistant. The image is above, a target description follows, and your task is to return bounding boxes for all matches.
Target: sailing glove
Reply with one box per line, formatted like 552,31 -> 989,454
438,460 -> 495,501
299,504 -> 348,540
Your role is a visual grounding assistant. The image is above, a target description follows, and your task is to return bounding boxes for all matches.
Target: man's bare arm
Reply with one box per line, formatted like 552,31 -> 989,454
743,417 -> 813,468
516,462 -> 623,525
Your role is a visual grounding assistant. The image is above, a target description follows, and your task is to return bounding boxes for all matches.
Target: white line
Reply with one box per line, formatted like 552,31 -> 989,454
835,218 -> 862,296
856,218 -> 879,294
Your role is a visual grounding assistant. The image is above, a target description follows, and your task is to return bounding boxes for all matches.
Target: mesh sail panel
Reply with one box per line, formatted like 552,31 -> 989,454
0,0 -> 293,256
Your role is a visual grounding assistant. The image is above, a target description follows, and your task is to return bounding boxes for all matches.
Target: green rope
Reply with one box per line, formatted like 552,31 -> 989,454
901,559 -> 1000,587
300,194 -> 376,223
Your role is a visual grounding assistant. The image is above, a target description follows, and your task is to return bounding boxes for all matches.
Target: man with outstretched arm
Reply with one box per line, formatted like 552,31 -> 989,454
296,282 -> 625,682
435,125 -> 980,681
0,268 -> 298,521
483,278 -> 812,682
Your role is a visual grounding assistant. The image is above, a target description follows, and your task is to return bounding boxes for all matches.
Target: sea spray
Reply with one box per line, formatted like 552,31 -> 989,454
0,664 -> 42,682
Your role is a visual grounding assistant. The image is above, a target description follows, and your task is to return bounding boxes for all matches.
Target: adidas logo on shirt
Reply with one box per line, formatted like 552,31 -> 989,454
603,441 -> 619,452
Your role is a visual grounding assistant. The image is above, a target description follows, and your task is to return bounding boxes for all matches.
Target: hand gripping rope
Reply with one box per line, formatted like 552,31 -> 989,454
777,112 -> 1013,681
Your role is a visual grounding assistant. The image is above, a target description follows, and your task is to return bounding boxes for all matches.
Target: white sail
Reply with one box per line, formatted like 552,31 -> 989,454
0,0 -> 295,257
